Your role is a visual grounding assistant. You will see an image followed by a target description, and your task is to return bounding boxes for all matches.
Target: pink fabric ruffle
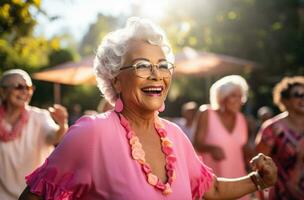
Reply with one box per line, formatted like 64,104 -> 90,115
26,159 -> 87,200
191,163 -> 214,200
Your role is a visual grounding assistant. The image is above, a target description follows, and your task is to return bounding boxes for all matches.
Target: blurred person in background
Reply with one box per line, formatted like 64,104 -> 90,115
257,106 -> 274,124
68,103 -> 82,126
256,106 -> 274,132
255,76 -> 304,199
0,69 -> 68,200
193,75 -> 252,200
244,106 -> 274,159
19,18 -> 277,200
172,101 -> 198,141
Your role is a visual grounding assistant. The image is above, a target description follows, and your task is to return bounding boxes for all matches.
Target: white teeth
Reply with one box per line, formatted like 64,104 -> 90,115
143,87 -> 162,92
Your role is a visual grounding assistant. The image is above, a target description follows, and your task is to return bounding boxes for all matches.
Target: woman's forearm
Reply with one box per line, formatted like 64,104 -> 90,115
204,174 -> 257,200
204,152 -> 278,200
54,123 -> 68,143
46,123 -> 68,145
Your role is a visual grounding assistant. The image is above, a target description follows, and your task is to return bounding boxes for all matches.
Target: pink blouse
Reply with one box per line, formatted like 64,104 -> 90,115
26,111 -> 213,200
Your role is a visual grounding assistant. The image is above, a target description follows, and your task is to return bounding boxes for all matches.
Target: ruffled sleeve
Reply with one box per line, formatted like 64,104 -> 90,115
190,157 -> 214,200
25,116 -> 96,199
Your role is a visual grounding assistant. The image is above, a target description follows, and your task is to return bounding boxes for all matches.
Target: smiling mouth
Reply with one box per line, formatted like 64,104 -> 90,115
141,86 -> 163,96
16,96 -> 28,101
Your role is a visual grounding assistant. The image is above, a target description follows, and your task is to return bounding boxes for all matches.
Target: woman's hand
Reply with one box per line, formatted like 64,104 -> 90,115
210,146 -> 226,161
49,104 -> 68,128
48,104 -> 69,144
250,153 -> 277,189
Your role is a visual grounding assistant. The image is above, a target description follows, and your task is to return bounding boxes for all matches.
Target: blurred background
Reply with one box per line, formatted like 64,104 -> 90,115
0,0 -> 303,117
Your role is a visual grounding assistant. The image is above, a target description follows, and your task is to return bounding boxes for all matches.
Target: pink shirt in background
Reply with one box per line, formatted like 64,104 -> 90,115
200,109 -> 248,178
26,111 -> 214,200
199,109 -> 248,199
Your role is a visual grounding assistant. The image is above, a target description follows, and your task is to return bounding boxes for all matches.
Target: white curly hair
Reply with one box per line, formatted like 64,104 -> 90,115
0,69 -> 32,87
93,17 -> 175,105
209,75 -> 249,109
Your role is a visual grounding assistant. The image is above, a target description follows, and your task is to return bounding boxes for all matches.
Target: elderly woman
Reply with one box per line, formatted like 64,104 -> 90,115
0,69 -> 68,200
19,18 -> 276,200
255,76 -> 304,199
193,76 -> 251,195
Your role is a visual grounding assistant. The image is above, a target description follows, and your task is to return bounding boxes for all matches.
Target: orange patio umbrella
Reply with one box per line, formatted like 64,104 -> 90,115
174,47 -> 256,76
33,56 -> 96,85
32,56 -> 96,103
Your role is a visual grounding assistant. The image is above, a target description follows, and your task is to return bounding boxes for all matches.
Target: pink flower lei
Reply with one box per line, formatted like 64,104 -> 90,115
118,113 -> 177,195
0,105 -> 29,142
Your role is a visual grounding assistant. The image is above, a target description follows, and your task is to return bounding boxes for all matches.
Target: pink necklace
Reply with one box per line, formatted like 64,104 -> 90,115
118,113 -> 176,195
0,105 -> 29,142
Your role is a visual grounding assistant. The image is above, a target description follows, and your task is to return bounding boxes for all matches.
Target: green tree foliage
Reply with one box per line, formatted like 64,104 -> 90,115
79,14 -> 120,56
48,48 -> 75,67
0,0 -> 79,111
0,0 -> 76,73
164,0 -> 303,75
0,0 -> 40,40
161,0 -> 304,114
0,0 -> 42,72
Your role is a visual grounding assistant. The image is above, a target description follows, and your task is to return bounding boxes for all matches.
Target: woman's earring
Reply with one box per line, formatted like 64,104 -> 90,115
158,103 -> 165,112
115,95 -> 123,112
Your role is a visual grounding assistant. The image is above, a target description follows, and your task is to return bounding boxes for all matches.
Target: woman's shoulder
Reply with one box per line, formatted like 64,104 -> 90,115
237,112 -> 247,122
160,117 -> 183,131
197,104 -> 211,123
27,105 -> 48,115
83,110 -> 115,121
199,104 -> 211,113
72,110 -> 117,130
58,111 -> 117,148
262,112 -> 286,128
159,117 -> 192,144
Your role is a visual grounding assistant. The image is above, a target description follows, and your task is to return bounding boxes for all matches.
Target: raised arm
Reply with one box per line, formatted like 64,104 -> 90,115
203,153 -> 277,199
47,104 -> 69,144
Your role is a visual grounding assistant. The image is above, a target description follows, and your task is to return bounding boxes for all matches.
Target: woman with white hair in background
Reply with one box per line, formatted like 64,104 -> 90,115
0,69 -> 68,200
193,75 -> 252,199
20,18 -> 276,200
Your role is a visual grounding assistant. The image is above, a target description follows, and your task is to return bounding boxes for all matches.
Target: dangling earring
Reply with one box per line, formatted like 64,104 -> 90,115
158,102 -> 165,112
115,95 -> 123,112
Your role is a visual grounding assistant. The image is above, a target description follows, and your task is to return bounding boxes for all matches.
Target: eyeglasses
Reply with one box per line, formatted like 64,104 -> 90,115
289,92 -> 304,99
2,84 -> 34,91
120,59 -> 175,78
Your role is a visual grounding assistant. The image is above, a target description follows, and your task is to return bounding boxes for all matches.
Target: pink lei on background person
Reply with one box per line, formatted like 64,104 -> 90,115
0,105 -> 29,142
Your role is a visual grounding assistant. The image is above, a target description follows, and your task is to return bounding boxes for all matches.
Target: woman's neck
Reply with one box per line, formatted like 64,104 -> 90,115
217,109 -> 237,118
121,106 -> 155,130
3,103 -> 23,124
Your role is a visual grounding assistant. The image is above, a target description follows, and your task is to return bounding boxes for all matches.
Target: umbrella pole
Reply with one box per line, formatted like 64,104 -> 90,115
54,83 -> 61,104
